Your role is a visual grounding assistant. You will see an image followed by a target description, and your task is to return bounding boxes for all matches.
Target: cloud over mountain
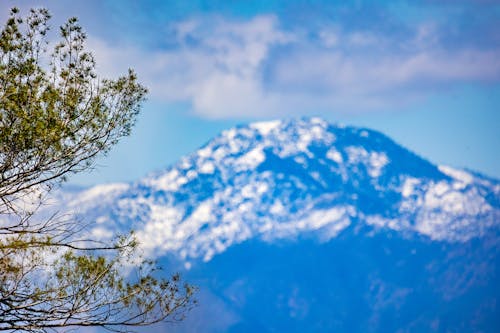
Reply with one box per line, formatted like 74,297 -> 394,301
86,13 -> 500,118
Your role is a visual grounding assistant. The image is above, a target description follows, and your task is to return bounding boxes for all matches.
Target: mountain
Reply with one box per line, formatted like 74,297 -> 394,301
51,118 -> 500,332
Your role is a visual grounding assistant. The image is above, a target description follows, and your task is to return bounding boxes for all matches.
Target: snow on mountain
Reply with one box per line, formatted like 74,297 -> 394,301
50,118 -> 500,262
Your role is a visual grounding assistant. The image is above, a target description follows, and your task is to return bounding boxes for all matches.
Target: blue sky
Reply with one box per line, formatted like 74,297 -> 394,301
2,0 -> 500,184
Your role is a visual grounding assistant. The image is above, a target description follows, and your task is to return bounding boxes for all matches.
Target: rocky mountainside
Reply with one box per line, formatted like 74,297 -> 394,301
49,117 -> 499,332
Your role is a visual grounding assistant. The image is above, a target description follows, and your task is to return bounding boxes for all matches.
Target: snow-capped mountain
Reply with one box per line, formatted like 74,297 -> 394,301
45,117 -> 500,332
59,117 -> 499,262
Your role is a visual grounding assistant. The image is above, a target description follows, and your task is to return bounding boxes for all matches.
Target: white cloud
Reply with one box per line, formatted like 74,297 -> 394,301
318,29 -> 340,48
86,15 -> 500,119
347,31 -> 379,47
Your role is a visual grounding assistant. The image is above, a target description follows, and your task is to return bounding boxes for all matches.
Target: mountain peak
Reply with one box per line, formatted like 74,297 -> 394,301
169,117 -> 444,185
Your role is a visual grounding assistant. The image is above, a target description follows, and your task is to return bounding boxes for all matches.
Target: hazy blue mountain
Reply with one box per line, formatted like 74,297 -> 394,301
52,118 -> 499,332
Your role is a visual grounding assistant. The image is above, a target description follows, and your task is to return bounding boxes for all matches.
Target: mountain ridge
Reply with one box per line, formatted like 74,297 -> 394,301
48,117 -> 499,264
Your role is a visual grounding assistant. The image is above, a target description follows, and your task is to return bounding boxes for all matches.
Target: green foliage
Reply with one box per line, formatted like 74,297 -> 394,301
0,7 -> 146,211
0,8 -> 195,332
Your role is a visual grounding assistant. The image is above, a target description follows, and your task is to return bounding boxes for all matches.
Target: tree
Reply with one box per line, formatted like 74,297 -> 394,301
0,8 -> 195,332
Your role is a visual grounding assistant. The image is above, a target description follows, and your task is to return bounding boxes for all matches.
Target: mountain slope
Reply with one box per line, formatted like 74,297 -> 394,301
45,117 -> 500,332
